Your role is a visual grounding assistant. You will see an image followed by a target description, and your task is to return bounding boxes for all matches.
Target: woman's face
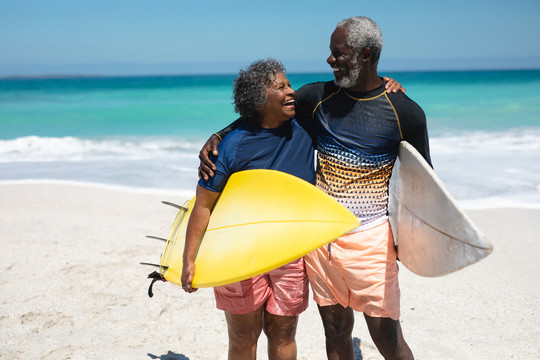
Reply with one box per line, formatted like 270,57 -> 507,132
258,72 -> 296,128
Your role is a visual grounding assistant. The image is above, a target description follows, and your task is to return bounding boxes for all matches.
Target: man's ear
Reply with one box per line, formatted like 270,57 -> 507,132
360,47 -> 372,62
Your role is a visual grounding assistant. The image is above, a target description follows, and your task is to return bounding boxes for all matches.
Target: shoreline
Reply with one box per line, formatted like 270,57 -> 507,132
0,179 -> 196,198
2,68 -> 539,80
1,183 -> 539,359
1,179 -> 539,210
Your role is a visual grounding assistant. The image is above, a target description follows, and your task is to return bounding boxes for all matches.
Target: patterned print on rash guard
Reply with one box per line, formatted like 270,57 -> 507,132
314,87 -> 402,229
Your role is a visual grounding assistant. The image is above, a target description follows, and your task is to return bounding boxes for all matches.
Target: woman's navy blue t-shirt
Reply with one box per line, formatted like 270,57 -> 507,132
199,118 -> 316,192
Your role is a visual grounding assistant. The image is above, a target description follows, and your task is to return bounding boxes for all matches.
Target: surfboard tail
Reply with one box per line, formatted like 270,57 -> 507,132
144,198 -> 194,295
390,141 -> 494,277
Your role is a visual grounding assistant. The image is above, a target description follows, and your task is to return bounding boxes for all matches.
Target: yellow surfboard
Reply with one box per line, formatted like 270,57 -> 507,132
157,169 -> 359,288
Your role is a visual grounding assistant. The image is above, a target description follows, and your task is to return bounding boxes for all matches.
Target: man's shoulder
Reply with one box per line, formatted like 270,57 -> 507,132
296,81 -> 341,116
386,90 -> 421,106
297,81 -> 338,97
386,91 -> 425,116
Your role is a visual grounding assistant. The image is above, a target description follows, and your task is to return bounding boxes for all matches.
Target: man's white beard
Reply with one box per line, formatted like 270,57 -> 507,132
334,58 -> 360,88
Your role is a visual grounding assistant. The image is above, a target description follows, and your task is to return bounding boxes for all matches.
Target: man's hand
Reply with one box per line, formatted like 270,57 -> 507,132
383,76 -> 406,93
198,134 -> 221,180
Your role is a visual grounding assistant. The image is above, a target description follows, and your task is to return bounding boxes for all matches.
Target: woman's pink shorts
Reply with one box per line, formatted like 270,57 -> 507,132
213,257 -> 309,316
304,221 -> 401,320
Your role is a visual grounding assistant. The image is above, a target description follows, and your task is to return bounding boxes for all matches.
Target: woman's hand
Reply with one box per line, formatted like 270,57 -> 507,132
383,76 -> 406,93
181,260 -> 198,293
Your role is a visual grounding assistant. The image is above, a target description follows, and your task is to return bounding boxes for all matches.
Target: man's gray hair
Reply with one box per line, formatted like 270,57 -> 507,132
337,16 -> 383,65
233,58 -> 286,122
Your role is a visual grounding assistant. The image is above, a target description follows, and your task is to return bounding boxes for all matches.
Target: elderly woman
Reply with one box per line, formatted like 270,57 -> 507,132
181,58 -> 315,360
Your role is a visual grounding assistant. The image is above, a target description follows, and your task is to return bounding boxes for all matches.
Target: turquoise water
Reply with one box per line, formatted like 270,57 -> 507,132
1,70 -> 539,207
0,75 -> 238,138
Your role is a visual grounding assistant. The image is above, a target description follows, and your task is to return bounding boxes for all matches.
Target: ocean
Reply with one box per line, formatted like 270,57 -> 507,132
1,70 -> 539,208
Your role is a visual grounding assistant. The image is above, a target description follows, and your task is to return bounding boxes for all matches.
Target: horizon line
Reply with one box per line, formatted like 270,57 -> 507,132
2,67 -> 540,80
2,56 -> 539,78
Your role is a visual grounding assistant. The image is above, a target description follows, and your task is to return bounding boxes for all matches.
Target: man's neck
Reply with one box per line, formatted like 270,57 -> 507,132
347,71 -> 382,92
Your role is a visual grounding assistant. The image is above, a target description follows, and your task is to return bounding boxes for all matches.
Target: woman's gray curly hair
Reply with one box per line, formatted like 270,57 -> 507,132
337,16 -> 383,66
233,58 -> 286,123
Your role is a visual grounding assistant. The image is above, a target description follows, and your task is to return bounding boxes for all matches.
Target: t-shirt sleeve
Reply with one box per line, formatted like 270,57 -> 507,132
215,117 -> 243,141
295,82 -> 327,143
198,134 -> 239,192
391,93 -> 432,167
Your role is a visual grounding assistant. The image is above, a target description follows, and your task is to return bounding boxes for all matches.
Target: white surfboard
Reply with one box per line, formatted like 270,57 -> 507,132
388,141 -> 493,277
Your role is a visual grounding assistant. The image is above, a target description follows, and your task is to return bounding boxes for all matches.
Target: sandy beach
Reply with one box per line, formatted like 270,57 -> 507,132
1,183 -> 539,360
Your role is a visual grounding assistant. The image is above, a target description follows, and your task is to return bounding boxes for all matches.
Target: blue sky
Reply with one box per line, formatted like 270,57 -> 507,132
1,0 -> 539,76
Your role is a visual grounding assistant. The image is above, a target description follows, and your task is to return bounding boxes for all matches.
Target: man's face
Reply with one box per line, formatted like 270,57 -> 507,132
327,27 -> 361,88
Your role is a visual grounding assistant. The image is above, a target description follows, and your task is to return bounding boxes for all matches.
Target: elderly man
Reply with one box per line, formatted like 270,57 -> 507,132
200,16 -> 430,360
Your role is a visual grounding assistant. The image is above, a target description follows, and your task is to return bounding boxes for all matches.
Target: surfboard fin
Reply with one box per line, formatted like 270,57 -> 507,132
161,201 -> 188,211
140,262 -> 168,270
146,235 -> 167,242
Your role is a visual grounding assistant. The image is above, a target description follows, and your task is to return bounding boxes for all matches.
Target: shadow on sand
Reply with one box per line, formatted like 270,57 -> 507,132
146,339 -> 364,360
353,337 -> 364,360
147,351 -> 189,360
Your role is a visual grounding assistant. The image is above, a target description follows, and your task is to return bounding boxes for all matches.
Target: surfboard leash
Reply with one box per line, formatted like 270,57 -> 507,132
146,271 -> 167,298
